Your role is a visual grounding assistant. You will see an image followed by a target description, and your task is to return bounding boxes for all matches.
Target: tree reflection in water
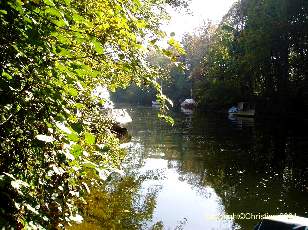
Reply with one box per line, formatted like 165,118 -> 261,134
69,174 -> 161,230
71,107 -> 308,229
125,107 -> 308,229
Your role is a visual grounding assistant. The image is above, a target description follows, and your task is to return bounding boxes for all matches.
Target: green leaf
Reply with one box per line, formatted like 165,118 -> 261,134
82,160 -> 97,169
54,18 -> 68,27
136,19 -> 146,28
59,48 -> 71,57
45,8 -> 62,18
84,132 -> 95,145
95,144 -> 109,152
0,10 -> 7,15
167,37 -> 176,46
92,40 -> 104,54
68,87 -> 78,97
72,14 -> 85,23
7,1 -> 23,14
63,0 -> 71,6
2,71 -> 12,80
74,103 -> 84,109
43,0 -> 55,6
158,114 -> 174,126
67,132 -> 79,142
70,144 -> 82,157
162,49 -> 172,57
71,122 -> 83,133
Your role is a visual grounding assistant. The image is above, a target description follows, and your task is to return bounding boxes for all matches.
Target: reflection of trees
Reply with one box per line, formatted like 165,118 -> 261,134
125,108 -> 308,229
187,118 -> 308,228
69,175 -> 161,230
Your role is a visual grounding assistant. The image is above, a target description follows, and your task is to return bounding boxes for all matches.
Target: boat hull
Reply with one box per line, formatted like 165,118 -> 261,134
230,110 -> 255,117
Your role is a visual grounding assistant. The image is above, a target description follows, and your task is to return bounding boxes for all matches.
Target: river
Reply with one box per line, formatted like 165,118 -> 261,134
120,106 -> 308,230
74,105 -> 308,230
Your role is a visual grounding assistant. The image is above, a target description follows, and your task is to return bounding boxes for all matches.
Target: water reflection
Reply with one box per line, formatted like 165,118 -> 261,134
228,114 -> 255,128
69,174 -> 161,230
124,107 -> 308,229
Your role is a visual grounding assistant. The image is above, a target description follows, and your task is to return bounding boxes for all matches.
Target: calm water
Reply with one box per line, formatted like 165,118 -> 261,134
121,106 -> 308,230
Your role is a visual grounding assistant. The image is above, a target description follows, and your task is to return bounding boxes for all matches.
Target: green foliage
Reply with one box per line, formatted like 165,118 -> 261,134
113,48 -> 191,108
192,0 -> 308,112
0,0 -> 187,228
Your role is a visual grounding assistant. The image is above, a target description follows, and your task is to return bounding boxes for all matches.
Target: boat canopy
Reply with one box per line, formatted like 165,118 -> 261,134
228,106 -> 239,113
181,99 -> 196,106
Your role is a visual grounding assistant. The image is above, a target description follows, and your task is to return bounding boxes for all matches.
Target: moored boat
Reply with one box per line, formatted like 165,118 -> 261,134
228,102 -> 255,117
180,98 -> 196,110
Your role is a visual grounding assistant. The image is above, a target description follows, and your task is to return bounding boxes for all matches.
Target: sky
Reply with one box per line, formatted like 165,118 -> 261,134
163,0 -> 236,39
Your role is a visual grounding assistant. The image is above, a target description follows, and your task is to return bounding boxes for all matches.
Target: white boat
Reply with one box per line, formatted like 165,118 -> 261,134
181,107 -> 194,115
228,106 -> 239,115
180,99 -> 196,109
228,102 -> 255,117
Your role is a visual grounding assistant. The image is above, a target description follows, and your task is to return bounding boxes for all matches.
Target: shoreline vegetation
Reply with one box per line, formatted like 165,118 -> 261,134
0,0 -> 185,228
113,0 -> 308,120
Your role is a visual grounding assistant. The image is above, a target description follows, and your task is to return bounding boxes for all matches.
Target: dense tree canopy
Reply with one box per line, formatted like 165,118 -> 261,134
110,0 -> 308,115
187,0 -> 308,114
